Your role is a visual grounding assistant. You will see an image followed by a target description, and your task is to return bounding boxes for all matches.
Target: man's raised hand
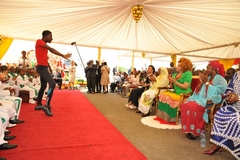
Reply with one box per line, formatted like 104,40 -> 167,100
64,53 -> 72,59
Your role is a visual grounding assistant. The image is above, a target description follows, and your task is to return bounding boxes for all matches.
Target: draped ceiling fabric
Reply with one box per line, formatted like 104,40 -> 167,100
0,0 -> 240,61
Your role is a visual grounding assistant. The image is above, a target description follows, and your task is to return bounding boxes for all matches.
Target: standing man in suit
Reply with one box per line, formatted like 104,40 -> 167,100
95,60 -> 102,93
35,30 -> 71,116
85,60 -> 96,93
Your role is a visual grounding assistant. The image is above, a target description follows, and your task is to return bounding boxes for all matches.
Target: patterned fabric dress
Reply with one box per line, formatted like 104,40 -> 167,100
210,72 -> 240,160
181,74 -> 227,136
156,71 -> 192,123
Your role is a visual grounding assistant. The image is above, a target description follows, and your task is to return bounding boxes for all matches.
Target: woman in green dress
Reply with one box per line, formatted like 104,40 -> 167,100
155,57 -> 193,124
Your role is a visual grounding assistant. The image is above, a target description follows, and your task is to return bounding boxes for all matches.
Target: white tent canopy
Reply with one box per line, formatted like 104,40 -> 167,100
1,0 -> 240,60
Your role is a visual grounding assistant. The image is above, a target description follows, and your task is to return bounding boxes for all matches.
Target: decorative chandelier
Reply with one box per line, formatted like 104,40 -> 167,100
132,5 -> 143,23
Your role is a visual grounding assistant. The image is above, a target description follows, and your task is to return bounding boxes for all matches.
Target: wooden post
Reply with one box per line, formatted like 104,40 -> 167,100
171,53 -> 176,66
98,47 -> 101,62
131,51 -> 134,70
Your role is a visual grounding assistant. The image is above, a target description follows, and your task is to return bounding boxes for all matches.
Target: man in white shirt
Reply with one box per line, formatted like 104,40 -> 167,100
18,51 -> 29,68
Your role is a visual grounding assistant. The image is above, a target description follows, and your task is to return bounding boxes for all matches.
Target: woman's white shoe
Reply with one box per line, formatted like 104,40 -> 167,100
129,105 -> 137,110
29,99 -> 36,104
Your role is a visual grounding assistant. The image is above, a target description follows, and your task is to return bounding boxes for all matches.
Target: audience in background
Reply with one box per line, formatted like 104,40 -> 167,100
52,68 -> 63,90
7,66 -> 19,97
68,60 -> 77,90
169,61 -> 177,76
18,51 -> 29,68
112,65 -> 117,76
121,70 -> 139,97
16,68 -> 37,104
225,67 -> 236,83
110,72 -> 122,93
125,65 -> 153,110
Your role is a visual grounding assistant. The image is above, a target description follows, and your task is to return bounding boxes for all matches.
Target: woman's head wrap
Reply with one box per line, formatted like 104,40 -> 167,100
208,60 -> 225,77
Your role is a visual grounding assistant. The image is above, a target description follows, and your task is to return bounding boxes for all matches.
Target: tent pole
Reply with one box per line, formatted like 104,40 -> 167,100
171,53 -> 177,66
98,47 -> 101,62
131,51 -> 134,71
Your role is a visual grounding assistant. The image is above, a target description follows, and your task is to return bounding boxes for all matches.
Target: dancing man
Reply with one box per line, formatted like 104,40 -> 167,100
35,30 -> 71,116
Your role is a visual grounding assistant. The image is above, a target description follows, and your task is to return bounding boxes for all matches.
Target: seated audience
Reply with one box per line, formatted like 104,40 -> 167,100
110,72 -> 122,93
52,68 -> 63,90
121,70 -> 139,97
7,66 -> 20,97
0,66 -> 23,119
225,67 -> 236,83
181,60 -> 227,140
137,67 -> 169,116
16,68 -> 37,104
155,58 -> 193,124
125,65 -> 154,109
0,65 -> 16,96
0,111 -> 17,151
203,70 -> 240,159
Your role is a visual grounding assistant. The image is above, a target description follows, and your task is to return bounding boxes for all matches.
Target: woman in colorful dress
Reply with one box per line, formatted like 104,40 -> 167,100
155,58 -> 193,124
203,71 -> 240,160
181,60 -> 227,140
138,67 -> 169,116
68,60 -> 77,90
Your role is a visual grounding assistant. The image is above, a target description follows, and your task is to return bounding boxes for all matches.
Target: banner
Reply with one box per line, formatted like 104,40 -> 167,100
0,35 -> 13,60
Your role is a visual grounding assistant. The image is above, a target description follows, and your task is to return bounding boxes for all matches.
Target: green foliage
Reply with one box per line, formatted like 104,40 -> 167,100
118,66 -> 128,73
78,79 -> 84,83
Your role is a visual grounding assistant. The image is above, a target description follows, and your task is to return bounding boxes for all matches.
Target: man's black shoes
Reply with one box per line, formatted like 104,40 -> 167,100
9,119 -> 24,124
35,104 -> 43,110
4,135 -> 16,141
0,143 -> 17,150
4,130 -> 10,135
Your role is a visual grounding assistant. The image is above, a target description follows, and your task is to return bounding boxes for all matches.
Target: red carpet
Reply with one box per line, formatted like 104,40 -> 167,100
1,90 -> 147,160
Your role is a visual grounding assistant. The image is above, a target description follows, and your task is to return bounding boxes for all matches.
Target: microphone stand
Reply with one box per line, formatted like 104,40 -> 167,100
71,42 -> 85,69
